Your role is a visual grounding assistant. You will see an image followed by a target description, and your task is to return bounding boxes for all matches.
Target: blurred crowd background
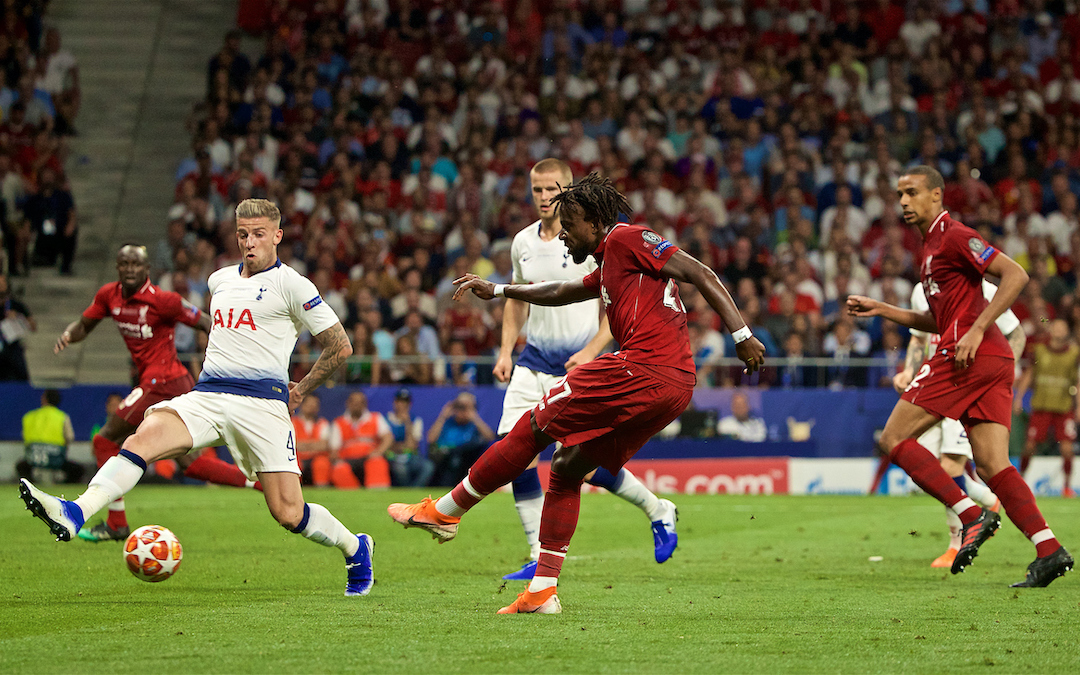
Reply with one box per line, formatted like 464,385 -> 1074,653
9,0 -> 1080,390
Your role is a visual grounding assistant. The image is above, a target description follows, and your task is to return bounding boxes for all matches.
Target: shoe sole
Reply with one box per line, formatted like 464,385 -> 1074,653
19,481 -> 73,542
951,515 -> 1001,574
77,529 -> 127,542
498,597 -> 562,614
345,534 -> 374,597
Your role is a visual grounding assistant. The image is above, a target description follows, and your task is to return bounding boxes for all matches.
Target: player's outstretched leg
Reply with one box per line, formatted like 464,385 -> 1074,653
586,467 -> 678,563
886,437 -> 992,572
389,412 -> 550,542
20,447 -> 150,542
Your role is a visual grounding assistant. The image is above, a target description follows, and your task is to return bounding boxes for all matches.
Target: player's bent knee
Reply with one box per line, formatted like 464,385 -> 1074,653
550,446 -> 593,480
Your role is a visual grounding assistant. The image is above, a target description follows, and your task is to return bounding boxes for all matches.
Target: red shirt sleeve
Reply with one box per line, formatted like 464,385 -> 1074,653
614,226 -> 680,275
946,223 -> 999,275
82,285 -> 111,321
582,267 -> 601,294
158,290 -> 203,328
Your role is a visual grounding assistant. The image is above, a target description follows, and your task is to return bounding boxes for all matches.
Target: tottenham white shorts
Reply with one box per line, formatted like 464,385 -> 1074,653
148,391 -> 300,480
498,366 -> 564,435
918,417 -> 973,461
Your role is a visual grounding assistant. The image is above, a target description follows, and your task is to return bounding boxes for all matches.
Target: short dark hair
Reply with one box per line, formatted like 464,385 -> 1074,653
549,171 -> 632,228
904,165 -> 945,191
44,389 -> 61,406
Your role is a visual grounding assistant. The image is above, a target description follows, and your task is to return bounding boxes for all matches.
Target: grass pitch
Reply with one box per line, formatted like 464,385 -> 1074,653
1,486 -> 1077,674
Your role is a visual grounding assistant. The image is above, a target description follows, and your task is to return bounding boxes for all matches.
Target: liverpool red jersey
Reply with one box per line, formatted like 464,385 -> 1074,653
919,210 -> 1013,361
82,279 -> 203,385
582,224 -> 695,376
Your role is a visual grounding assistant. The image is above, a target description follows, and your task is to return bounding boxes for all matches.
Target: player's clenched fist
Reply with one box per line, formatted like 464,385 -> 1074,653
453,273 -> 496,301
735,336 -> 766,373
846,295 -> 881,317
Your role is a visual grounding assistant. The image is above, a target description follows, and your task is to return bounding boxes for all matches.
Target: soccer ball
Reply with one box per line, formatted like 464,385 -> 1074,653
123,525 -> 183,582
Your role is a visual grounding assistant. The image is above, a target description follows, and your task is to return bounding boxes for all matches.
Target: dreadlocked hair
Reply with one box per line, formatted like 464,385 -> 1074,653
549,171 -> 632,228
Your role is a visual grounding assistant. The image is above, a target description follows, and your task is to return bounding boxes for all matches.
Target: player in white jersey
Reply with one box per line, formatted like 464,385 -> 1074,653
892,279 -> 1025,568
19,199 -> 374,597
494,159 -> 678,581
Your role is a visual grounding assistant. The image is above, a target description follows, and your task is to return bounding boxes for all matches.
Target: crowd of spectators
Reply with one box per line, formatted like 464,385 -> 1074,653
0,2 -> 79,279
157,0 -> 1080,390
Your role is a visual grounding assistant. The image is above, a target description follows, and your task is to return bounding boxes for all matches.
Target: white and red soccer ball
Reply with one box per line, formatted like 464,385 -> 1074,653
123,525 -> 183,582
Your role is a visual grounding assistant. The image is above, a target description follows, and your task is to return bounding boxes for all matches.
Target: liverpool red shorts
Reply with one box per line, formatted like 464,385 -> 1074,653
901,353 -> 1013,429
116,374 -> 195,425
532,354 -> 695,474
1027,411 -> 1077,443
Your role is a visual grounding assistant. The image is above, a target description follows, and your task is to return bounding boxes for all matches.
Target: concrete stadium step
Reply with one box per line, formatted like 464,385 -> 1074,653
18,0 -> 238,385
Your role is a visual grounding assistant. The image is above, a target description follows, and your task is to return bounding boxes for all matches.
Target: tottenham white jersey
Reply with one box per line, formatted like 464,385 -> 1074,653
195,260 -> 339,402
910,280 -> 1020,358
512,220 -> 601,376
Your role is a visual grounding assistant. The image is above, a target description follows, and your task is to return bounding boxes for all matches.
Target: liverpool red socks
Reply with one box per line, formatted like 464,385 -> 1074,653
439,413 -> 546,517
891,438 -> 981,523
183,452 -> 249,488
530,470 -> 584,592
987,466 -> 1061,558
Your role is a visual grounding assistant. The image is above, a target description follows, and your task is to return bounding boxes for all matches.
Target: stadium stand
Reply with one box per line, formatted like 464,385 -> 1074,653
147,0 -> 1080,391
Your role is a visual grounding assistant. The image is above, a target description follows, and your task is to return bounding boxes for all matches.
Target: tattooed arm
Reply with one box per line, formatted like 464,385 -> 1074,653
288,322 -> 352,413
893,332 -> 927,394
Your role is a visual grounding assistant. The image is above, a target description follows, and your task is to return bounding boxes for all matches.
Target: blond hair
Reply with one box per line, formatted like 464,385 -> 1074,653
235,198 -> 281,226
530,158 -> 573,185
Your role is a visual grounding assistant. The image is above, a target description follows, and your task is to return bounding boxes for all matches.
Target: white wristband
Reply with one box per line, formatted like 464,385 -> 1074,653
732,326 -> 753,344
493,284 -> 507,298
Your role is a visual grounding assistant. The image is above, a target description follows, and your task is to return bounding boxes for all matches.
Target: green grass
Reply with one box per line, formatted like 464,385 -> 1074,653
1,487 -> 1077,674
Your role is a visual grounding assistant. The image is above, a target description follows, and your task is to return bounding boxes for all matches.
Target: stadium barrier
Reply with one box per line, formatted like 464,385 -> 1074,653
0,381 -> 899,456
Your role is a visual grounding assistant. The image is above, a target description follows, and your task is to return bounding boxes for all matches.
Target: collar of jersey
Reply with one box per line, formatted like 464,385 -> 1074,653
930,210 -> 950,233
592,223 -> 628,260
118,278 -> 153,302
237,258 -> 282,276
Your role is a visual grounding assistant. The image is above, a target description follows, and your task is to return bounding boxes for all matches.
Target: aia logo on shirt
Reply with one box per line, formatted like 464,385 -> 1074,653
213,308 -> 257,331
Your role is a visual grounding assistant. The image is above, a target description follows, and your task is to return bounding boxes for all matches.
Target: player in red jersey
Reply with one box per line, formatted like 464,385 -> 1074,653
388,173 -> 766,613
848,166 -> 1072,588
55,244 -> 259,542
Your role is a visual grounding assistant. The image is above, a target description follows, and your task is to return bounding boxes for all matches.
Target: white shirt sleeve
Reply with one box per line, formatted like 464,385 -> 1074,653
511,231 -> 526,285
909,282 -> 930,340
285,269 -> 340,336
982,280 -> 1020,335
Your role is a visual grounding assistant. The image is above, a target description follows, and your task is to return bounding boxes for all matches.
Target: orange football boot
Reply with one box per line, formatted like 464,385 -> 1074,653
387,496 -> 460,542
497,586 -> 562,614
931,547 -> 958,568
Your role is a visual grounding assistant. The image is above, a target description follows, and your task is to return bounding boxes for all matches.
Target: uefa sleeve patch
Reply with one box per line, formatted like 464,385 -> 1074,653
652,240 -> 673,258
976,245 -> 995,264
303,296 -> 323,311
